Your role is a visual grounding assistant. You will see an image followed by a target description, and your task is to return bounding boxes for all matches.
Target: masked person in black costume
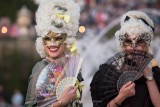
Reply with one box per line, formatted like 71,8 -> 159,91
90,11 -> 160,107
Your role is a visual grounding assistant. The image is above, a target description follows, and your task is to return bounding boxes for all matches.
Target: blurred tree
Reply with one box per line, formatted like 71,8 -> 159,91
0,0 -> 38,104
0,36 -> 40,103
0,0 -> 37,22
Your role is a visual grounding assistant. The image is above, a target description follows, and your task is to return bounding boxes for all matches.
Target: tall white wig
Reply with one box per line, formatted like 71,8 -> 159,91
35,0 -> 80,58
115,11 -> 155,52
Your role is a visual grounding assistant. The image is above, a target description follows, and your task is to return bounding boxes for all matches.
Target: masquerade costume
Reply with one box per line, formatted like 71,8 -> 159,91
90,11 -> 160,107
25,0 -> 83,106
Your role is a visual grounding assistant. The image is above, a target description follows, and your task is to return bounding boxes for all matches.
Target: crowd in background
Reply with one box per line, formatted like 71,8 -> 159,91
79,0 -> 160,36
0,0 -> 160,38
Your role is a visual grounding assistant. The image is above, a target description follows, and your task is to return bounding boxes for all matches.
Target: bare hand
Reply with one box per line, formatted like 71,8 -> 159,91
59,86 -> 77,105
118,81 -> 135,100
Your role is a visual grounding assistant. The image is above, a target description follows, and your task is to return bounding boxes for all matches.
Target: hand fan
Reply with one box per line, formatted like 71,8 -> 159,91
90,51 -> 153,102
35,56 -> 83,106
56,77 -> 77,100
56,58 -> 83,100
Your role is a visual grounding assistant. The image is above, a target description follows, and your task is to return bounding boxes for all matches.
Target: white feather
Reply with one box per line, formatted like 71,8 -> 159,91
35,0 -> 80,58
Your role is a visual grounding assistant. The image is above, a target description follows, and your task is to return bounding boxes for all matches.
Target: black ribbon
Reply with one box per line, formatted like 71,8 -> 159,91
124,16 -> 155,32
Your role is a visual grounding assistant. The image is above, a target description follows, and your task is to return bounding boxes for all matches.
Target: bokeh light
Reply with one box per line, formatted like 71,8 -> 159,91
1,26 -> 8,34
79,26 -> 86,33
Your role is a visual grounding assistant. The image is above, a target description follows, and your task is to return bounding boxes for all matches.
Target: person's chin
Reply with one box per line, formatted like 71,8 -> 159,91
50,54 -> 59,58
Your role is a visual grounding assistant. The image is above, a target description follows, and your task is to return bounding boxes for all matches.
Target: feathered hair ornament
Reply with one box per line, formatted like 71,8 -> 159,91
35,0 -> 80,58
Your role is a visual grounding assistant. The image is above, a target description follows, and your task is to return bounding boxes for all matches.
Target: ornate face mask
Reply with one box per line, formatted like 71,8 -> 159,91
43,31 -> 67,47
120,33 -> 151,49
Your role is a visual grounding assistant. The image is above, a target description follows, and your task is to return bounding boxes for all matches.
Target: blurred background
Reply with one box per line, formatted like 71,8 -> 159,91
0,0 -> 160,107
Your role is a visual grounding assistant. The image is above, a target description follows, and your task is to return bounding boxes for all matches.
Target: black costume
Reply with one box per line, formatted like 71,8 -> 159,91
90,61 -> 160,107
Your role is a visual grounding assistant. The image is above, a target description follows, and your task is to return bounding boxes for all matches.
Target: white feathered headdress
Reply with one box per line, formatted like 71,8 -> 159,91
35,0 -> 80,58
115,11 -> 155,51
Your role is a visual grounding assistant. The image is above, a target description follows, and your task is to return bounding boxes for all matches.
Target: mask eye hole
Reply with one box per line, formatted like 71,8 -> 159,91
123,39 -> 132,46
43,36 -> 51,41
136,39 -> 146,46
55,37 -> 63,41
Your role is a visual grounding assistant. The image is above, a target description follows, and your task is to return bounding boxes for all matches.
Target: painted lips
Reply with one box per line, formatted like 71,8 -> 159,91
48,46 -> 59,52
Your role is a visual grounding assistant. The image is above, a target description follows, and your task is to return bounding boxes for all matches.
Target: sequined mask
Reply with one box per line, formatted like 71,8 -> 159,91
43,31 -> 67,46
